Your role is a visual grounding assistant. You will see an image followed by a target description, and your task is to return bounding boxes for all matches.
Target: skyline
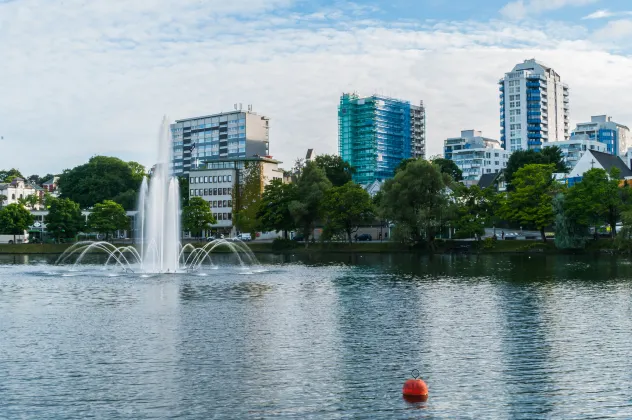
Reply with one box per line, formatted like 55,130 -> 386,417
2,0 -> 632,174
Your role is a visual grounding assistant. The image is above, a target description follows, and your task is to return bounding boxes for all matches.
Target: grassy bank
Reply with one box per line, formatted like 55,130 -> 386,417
0,238 -> 621,255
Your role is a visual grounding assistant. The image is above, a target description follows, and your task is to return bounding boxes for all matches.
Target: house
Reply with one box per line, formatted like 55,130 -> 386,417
565,149 -> 632,186
42,176 -> 60,195
362,179 -> 384,197
0,178 -> 43,209
476,170 -> 507,192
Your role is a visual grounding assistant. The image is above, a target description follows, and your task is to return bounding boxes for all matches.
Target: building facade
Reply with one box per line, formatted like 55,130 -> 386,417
171,107 -> 270,177
0,178 -> 43,209
188,156 -> 284,236
570,115 -> 630,157
499,59 -> 569,152
552,135 -> 607,170
444,130 -> 509,184
338,93 -> 426,185
565,149 -> 632,187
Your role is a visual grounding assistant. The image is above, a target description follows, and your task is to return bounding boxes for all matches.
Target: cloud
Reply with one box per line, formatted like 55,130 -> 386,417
594,19 -> 632,40
1,0 -> 632,176
583,9 -> 632,20
500,0 -> 598,20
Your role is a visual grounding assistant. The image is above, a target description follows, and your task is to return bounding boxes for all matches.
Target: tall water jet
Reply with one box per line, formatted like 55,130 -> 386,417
138,117 -> 181,273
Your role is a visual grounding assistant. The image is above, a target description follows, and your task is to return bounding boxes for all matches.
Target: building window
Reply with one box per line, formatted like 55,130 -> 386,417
228,200 -> 232,207
213,188 -> 217,195
190,189 -> 194,196
204,188 -> 208,195
213,201 -> 217,207
204,176 -> 208,183
218,201 -> 223,208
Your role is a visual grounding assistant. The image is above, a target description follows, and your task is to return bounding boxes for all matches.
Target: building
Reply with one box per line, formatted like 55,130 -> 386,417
565,149 -> 632,186
444,130 -> 509,184
499,59 -> 569,152
42,176 -> 60,195
569,115 -> 630,157
171,107 -> 270,176
552,134 -> 607,169
0,178 -> 43,209
188,156 -> 284,236
338,93 -> 426,185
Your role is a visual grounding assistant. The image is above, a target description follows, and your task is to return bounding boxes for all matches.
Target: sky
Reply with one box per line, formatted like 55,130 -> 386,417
1,0 -> 632,175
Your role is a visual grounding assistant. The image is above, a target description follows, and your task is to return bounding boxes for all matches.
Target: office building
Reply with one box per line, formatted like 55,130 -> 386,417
444,130 -> 509,184
188,156 -> 284,236
499,59 -> 569,152
171,107 -> 270,176
569,115 -> 630,157
338,93 -> 425,185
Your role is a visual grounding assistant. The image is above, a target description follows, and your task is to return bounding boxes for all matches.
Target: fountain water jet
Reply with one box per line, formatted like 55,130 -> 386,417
55,118 -> 260,274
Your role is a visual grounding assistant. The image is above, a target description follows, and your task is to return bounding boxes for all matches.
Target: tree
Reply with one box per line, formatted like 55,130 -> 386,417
505,146 -> 567,189
0,203 -> 34,243
395,158 -> 417,174
182,197 -> 216,239
257,179 -> 298,239
500,164 -> 557,241
87,200 -> 129,240
289,161 -> 332,247
18,194 -> 38,210
58,156 -> 141,209
313,154 -> 356,187
452,185 -> 497,239
553,193 -> 588,249
178,176 -> 190,207
127,161 -> 147,184
379,159 -> 454,245
564,168 -> 628,238
45,197 -> 85,242
233,161 -> 263,235
0,168 -> 24,183
432,158 -> 463,182
0,194 -> 7,208
323,182 -> 375,243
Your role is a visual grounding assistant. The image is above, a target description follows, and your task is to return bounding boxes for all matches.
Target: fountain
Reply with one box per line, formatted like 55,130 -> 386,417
56,118 -> 259,273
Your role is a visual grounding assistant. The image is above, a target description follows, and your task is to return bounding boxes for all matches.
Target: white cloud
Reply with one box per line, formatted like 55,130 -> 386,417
501,0 -> 598,20
583,9 -> 632,20
0,0 -> 632,176
594,19 -> 632,40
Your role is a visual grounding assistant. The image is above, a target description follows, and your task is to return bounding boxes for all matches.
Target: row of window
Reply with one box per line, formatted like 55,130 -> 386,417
509,94 -> 521,101
190,175 -> 233,184
214,213 -> 232,221
507,80 -> 520,87
209,200 -> 232,208
190,188 -> 233,197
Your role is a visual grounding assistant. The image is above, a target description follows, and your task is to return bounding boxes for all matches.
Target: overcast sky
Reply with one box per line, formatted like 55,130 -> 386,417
1,0 -> 632,175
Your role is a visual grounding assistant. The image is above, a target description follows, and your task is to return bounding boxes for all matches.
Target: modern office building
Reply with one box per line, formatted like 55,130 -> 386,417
569,115 -> 630,157
171,107 -> 270,176
444,130 -> 509,184
552,135 -> 607,170
338,93 -> 426,185
499,59 -> 569,152
188,156 -> 284,236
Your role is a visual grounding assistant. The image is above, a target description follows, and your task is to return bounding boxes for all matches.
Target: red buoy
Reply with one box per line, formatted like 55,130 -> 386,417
402,378 -> 428,397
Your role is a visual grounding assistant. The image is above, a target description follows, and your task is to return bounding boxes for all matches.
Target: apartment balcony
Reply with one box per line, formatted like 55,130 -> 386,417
527,95 -> 541,101
526,81 -> 543,88
527,125 -> 542,131
527,103 -> 541,109
528,132 -> 543,139
528,117 -> 542,124
528,111 -> 542,117
499,85 -> 504,91
528,140 -> 543,147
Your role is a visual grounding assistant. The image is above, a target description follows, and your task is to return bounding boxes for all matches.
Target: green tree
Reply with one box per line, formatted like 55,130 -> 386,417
379,159 -> 454,245
322,182 -> 375,243
564,168 -> 628,238
257,179 -> 298,239
453,185 -> 495,239
289,161 -> 332,247
0,203 -> 34,243
178,176 -> 190,207
395,158 -> 418,174
87,200 -> 129,240
505,146 -> 567,189
0,194 -> 6,208
233,161 -> 263,235
313,154 -> 356,187
127,161 -> 147,184
553,193 -> 588,249
45,197 -> 85,242
18,194 -> 38,210
500,164 -> 557,242
58,156 -> 141,210
432,158 -> 463,182
182,196 -> 217,240
0,168 -> 24,183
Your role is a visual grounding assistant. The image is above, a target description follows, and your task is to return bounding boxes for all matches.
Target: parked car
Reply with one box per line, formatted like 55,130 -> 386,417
293,234 -> 305,242
357,234 -> 372,241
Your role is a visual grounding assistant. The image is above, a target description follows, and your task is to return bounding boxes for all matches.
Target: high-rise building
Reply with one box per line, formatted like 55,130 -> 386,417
499,59 -> 569,152
338,93 -> 425,185
444,130 -> 509,184
569,115 -> 630,157
171,107 -> 270,177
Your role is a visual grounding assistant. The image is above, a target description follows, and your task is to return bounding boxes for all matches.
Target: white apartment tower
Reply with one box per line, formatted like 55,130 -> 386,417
499,59 -> 569,152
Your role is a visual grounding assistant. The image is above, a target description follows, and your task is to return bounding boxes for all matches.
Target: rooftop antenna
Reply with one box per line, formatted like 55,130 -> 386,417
239,103 -> 242,111
234,103 -> 238,110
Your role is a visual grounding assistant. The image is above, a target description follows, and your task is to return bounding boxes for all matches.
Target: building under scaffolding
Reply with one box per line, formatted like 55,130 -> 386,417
338,93 -> 425,185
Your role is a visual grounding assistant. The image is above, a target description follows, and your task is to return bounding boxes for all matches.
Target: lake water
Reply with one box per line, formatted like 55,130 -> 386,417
1,253 -> 632,419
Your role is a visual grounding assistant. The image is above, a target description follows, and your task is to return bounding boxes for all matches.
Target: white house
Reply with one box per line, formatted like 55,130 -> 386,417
0,178 -> 43,209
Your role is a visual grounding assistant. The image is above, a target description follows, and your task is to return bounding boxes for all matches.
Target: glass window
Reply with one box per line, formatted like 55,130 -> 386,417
190,189 -> 194,196
213,188 -> 217,195
228,200 -> 232,207
228,175 -> 232,182
204,188 -> 208,195
218,201 -> 223,208
223,200 -> 227,207
204,176 -> 208,183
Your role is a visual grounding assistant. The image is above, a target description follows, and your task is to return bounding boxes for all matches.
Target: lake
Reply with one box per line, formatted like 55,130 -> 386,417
1,253 -> 632,419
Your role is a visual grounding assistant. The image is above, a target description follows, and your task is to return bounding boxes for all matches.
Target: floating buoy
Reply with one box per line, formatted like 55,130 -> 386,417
403,369 -> 428,401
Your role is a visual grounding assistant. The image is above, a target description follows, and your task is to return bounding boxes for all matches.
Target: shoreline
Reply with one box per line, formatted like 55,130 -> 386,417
0,239 -> 621,256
